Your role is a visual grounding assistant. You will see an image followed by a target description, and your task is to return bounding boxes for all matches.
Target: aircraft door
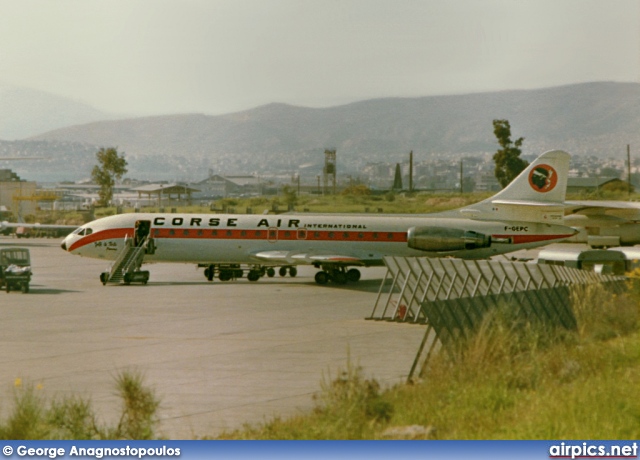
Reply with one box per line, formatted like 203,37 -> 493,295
135,220 -> 155,254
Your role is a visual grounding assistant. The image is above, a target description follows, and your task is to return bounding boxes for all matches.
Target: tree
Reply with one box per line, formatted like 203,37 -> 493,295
91,147 -> 128,206
492,119 -> 528,188
281,184 -> 298,209
392,163 -> 403,190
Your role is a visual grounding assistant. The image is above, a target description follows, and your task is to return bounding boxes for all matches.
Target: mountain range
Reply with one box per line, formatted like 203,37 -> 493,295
1,81 -> 639,182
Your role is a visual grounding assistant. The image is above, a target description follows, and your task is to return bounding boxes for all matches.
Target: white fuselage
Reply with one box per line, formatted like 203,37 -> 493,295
61,212 -> 576,265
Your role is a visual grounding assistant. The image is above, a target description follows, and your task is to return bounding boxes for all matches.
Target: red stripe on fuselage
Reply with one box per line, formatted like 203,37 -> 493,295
68,227 -> 574,253
492,233 -> 575,244
68,227 -> 409,251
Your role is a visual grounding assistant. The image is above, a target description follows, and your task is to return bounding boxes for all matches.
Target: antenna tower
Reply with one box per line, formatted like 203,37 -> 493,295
323,149 -> 336,194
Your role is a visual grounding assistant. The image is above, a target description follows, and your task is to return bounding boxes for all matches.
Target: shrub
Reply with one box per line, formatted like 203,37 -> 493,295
0,371 -> 160,440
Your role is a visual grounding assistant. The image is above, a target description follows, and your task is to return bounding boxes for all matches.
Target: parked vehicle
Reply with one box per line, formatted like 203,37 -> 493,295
0,248 -> 32,293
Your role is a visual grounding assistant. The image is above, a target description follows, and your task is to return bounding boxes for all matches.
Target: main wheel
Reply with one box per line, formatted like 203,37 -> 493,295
100,272 -> 109,285
219,271 -> 232,281
314,271 -> 329,285
332,271 -> 347,285
266,267 -> 275,277
289,267 -> 297,277
346,268 -> 361,282
279,266 -> 287,277
204,265 -> 214,281
247,271 -> 260,282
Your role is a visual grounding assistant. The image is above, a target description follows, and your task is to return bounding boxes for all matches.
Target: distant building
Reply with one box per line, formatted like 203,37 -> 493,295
0,169 -> 37,217
193,175 -> 262,198
132,183 -> 200,206
474,170 -> 501,192
567,177 -> 624,194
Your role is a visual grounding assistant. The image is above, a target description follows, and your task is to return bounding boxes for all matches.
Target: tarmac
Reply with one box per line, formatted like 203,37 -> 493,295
0,236 -> 427,439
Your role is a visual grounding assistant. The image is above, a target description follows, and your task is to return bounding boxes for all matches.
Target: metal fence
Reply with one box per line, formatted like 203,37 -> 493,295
367,256 -> 626,380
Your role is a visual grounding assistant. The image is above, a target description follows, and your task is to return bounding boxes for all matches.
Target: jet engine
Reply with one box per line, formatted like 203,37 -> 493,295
407,226 -> 491,252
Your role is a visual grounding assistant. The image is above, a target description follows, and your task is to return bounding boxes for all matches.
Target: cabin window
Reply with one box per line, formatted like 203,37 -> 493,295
212,230 -> 218,236
387,233 -> 393,240
255,230 -> 262,237
241,230 -> 247,237
284,231 -> 291,238
328,232 -> 335,239
358,232 -> 364,239
226,230 -> 233,237
373,232 -> 379,239
197,230 -> 203,236
153,229 -> 160,237
314,232 -> 320,239
183,230 -> 189,236
169,230 -> 175,236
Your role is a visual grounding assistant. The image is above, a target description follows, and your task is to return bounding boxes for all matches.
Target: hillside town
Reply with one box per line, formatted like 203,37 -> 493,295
0,151 -> 636,220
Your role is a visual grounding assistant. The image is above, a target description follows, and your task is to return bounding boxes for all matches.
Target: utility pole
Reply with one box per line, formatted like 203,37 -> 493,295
628,144 -> 632,199
409,150 -> 413,193
460,159 -> 463,194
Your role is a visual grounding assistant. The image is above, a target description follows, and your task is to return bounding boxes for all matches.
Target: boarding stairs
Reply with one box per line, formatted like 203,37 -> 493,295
102,236 -> 150,285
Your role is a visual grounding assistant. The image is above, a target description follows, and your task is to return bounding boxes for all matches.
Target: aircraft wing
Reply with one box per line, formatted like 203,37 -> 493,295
251,250 -> 376,266
563,200 -> 640,221
1,221 -> 79,232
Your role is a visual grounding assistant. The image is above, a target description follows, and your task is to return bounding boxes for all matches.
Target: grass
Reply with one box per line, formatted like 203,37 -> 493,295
24,189 -> 640,224
0,370 -> 160,440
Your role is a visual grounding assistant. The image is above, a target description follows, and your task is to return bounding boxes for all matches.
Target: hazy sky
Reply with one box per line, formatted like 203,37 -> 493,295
0,0 -> 638,116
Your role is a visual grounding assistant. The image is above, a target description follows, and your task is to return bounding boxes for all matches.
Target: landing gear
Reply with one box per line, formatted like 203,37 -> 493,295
279,266 -> 297,277
201,264 -> 284,283
314,271 -> 329,285
313,267 -> 361,285
346,268 -> 361,282
204,264 -> 214,281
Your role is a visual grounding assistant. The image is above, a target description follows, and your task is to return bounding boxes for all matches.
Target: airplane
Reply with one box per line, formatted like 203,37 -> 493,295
60,149 -> 577,285
562,200 -> 640,247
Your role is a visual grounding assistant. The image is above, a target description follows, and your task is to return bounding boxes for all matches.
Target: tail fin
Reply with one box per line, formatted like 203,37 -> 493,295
461,149 -> 570,223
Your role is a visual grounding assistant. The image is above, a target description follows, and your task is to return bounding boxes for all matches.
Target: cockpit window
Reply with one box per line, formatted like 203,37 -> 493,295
73,227 -> 92,236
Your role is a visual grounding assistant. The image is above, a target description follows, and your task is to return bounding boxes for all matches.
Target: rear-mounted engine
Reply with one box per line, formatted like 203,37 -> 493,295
407,226 -> 491,251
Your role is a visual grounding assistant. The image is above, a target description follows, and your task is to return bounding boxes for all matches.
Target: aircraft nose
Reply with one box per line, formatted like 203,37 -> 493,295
60,240 -> 67,251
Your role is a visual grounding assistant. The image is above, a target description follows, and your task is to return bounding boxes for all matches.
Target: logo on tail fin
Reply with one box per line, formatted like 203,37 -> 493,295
528,164 -> 557,193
